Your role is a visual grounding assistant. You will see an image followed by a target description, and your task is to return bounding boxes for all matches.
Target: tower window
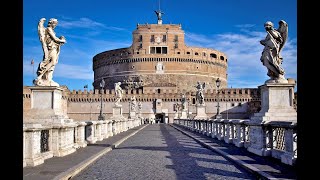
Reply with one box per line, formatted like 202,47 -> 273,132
156,47 -> 161,54
150,46 -> 167,54
210,53 -> 217,58
174,35 -> 178,42
220,56 -> 225,60
150,47 -> 155,54
162,47 -> 167,54
203,52 -> 206,56
163,35 -> 166,42
139,35 -> 142,42
151,35 -> 155,42
158,89 -> 161,94
195,52 -> 199,55
186,52 -> 190,55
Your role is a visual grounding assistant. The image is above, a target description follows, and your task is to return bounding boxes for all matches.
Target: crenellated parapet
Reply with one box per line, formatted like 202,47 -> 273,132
26,87 -> 259,103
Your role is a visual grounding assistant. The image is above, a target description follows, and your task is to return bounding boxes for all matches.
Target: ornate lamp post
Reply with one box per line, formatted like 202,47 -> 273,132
187,98 -> 190,119
98,79 -> 105,120
215,78 -> 222,119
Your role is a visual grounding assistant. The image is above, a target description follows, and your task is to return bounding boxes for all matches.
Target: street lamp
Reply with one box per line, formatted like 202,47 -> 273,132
215,78 -> 222,119
187,98 -> 190,119
98,79 -> 105,120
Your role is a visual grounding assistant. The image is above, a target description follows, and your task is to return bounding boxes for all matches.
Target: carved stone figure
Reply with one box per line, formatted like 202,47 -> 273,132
196,81 -> 205,105
130,96 -> 137,111
34,18 -> 66,86
138,101 -> 142,111
154,10 -> 164,20
156,62 -> 164,71
260,20 -> 288,83
174,103 -> 179,112
114,82 -> 123,107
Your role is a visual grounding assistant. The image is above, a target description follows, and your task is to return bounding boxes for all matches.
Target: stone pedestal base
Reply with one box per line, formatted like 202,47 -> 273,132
251,82 -> 297,123
27,86 -> 68,122
174,112 -> 179,119
194,104 -> 207,119
129,111 -> 136,119
180,110 -> 188,119
25,155 -> 44,167
111,106 -> 127,134
113,106 -> 123,117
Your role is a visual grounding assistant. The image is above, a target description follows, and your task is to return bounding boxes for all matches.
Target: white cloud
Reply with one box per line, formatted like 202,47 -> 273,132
55,63 -> 93,80
23,60 -> 93,80
235,24 -> 255,28
58,17 -> 126,31
185,26 -> 297,88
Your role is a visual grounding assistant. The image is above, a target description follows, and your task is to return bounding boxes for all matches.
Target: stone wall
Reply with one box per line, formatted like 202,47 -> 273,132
92,23 -> 228,90
23,86 -> 262,123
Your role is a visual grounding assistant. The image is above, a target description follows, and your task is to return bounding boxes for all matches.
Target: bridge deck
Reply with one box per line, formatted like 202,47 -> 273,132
23,124 -> 296,180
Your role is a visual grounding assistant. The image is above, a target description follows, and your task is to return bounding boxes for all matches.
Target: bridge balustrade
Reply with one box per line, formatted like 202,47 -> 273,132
23,117 -> 140,167
173,118 -> 296,166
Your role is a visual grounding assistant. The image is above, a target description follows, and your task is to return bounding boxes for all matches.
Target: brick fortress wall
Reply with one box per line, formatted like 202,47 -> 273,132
23,86 -> 262,123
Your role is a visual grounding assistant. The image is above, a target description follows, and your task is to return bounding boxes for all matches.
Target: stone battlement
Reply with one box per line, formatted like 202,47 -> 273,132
23,86 -> 260,103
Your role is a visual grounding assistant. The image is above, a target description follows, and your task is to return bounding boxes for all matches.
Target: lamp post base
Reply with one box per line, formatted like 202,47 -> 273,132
215,114 -> 222,119
98,115 -> 105,120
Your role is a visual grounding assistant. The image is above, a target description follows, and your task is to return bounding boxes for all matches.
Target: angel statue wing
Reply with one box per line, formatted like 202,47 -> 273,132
38,18 -> 48,62
38,18 -> 46,43
277,20 -> 288,58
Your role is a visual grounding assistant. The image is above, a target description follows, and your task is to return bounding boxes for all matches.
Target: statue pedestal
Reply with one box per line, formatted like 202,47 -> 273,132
25,86 -> 77,159
248,82 -> 297,156
112,106 -> 123,117
28,86 -> 71,124
194,104 -> 207,119
129,111 -> 136,119
174,112 -> 179,119
250,82 -> 297,123
180,110 -> 188,119
111,106 -> 126,134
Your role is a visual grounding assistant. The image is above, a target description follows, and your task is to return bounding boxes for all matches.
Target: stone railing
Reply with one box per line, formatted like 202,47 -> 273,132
23,117 -> 143,167
173,119 -> 297,166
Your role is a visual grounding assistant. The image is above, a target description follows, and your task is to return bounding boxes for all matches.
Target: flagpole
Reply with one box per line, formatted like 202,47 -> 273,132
31,59 -> 35,80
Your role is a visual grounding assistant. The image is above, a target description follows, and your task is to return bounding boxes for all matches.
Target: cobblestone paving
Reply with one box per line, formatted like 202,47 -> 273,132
73,124 -> 256,180
172,124 -> 297,179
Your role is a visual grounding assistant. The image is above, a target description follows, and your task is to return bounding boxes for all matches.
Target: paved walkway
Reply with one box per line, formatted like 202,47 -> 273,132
23,125 -> 148,180
23,124 -> 297,180
171,124 -> 297,180
74,124 -> 256,180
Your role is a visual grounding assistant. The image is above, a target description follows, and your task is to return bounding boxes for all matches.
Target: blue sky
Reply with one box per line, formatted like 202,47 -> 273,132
23,0 -> 297,91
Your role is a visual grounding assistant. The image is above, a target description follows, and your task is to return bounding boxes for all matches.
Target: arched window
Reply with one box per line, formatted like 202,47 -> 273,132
210,53 -> 217,58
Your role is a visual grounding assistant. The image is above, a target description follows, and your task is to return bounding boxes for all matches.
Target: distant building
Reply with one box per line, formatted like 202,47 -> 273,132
24,11 -> 267,123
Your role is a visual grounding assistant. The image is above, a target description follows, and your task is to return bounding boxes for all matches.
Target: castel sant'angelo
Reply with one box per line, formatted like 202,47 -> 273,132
23,10 -> 270,123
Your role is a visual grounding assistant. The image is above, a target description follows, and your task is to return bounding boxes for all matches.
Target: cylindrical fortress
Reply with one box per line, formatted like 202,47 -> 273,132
93,24 -> 228,91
